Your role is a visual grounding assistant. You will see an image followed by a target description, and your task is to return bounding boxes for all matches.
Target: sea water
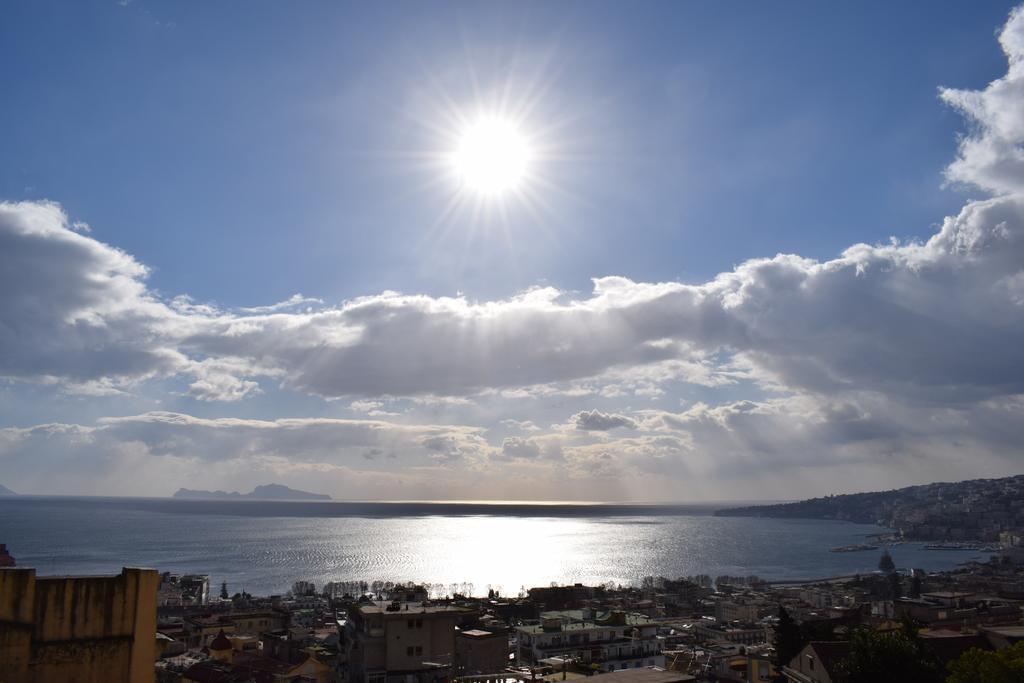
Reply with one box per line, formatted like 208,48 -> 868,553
0,496 -> 983,596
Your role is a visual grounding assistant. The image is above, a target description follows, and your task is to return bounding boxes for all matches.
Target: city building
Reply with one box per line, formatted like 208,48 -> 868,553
0,566 -> 159,683
157,573 -> 211,607
456,626 -> 509,674
339,599 -> 472,683
183,610 -> 289,648
692,620 -> 770,646
745,651 -> 776,682
893,595 -> 1020,629
781,641 -> 851,683
515,610 -> 664,672
527,584 -> 599,610
181,653 -> 334,683
713,600 -> 761,623
602,667 -> 696,683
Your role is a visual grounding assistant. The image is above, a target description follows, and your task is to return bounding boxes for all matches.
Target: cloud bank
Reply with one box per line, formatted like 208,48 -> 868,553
3,7 -> 1024,498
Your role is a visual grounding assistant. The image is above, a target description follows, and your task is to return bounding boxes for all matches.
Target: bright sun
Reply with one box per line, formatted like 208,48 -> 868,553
450,117 -> 532,196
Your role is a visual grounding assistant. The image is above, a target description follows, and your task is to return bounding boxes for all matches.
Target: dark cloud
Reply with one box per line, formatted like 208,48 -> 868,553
500,437 -> 542,459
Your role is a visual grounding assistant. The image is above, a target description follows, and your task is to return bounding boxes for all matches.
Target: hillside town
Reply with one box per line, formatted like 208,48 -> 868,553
4,540 -> 1024,682
717,474 -> 1024,544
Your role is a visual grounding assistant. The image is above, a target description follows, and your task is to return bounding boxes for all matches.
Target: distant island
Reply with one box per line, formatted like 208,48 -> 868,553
173,483 -> 331,501
0,484 -> 17,496
715,474 -> 1024,542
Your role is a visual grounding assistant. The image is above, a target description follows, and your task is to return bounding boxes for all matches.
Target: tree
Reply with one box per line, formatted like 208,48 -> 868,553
837,628 -> 939,683
774,606 -> 804,667
220,581 -> 228,600
879,549 -> 896,575
946,642 -> 1024,683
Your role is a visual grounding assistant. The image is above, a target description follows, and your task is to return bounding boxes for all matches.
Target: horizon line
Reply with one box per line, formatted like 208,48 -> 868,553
0,493 -> 791,507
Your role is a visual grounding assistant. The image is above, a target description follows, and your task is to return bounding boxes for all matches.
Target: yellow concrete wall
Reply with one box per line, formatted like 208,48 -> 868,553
0,568 -> 36,675
0,566 -> 159,683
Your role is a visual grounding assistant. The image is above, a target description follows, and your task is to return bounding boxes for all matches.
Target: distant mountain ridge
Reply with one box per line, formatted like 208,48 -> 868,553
0,484 -> 17,496
173,483 -> 331,501
714,474 -> 1024,541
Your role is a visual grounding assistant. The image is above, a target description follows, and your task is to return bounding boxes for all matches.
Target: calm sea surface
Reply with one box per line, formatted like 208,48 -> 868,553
0,497 -> 986,596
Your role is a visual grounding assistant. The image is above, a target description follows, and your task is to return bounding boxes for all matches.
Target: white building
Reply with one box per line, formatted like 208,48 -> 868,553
516,611 -> 664,673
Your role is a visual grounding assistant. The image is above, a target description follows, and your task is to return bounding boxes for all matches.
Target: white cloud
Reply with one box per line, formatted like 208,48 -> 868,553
185,359 -> 264,402
6,188 -> 1024,408
237,294 -> 324,314
94,411 -> 491,466
1,395 -> 1022,500
941,6 -> 1024,195
500,419 -> 541,432
500,436 -> 542,460
573,410 -> 637,431
0,201 -> 190,392
4,9 -> 1024,499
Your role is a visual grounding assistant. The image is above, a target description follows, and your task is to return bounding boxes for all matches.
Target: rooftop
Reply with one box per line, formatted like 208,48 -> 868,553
356,602 -> 470,616
601,667 -> 697,683
982,626 -> 1024,638
461,629 -> 503,638
517,612 -> 655,635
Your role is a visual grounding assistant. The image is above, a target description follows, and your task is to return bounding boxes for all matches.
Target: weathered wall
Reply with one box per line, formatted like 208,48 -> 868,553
0,566 -> 158,683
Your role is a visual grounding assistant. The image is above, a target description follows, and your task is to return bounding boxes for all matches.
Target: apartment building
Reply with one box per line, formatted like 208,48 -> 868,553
339,600 -> 472,683
515,610 -> 664,672
456,627 -> 509,675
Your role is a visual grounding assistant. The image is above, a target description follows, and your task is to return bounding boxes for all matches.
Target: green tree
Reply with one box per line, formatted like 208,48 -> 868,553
946,642 -> 1024,683
220,581 -> 229,600
879,549 -> 896,575
838,628 -> 939,683
774,606 -> 804,667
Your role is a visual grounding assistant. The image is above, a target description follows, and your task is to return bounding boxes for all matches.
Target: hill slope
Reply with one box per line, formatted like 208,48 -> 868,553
715,474 -> 1024,541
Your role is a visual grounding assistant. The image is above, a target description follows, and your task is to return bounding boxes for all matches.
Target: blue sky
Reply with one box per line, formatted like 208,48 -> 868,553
1,1 -> 1024,501
2,0 -> 1010,301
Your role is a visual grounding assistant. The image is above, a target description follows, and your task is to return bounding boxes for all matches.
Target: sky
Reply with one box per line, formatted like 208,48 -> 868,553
1,0 -> 1023,501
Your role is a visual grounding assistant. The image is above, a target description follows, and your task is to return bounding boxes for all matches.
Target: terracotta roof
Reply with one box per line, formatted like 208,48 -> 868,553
231,655 -> 297,683
919,631 -> 992,666
210,629 -> 233,651
181,661 -> 249,683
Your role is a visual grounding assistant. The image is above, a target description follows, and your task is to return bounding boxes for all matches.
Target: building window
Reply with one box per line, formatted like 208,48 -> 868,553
416,619 -> 423,628
407,646 -> 415,656
416,646 -> 423,656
